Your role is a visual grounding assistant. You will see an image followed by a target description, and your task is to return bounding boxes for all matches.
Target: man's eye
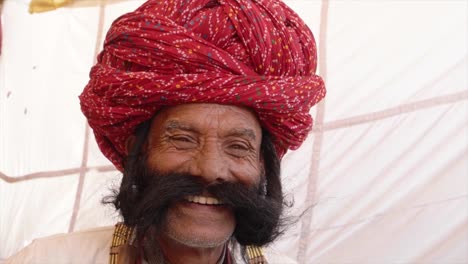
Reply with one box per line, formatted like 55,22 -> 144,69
226,142 -> 251,157
170,136 -> 197,149
173,136 -> 191,142
230,144 -> 249,150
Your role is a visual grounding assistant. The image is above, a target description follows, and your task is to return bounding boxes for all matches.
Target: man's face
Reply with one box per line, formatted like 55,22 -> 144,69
145,103 -> 263,248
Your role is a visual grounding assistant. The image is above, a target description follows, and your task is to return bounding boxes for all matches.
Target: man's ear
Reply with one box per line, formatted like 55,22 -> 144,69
125,135 -> 137,155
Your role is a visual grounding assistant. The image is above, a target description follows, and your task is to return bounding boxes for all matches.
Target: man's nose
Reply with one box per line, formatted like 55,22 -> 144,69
189,142 -> 230,183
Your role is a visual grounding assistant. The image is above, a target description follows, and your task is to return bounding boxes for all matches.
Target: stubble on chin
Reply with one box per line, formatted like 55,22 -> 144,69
159,205 -> 234,249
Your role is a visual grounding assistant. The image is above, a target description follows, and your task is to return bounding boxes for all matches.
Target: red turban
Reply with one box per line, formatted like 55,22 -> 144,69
80,0 -> 326,171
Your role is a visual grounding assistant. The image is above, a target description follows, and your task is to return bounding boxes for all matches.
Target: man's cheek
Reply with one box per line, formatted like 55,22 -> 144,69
147,151 -> 194,173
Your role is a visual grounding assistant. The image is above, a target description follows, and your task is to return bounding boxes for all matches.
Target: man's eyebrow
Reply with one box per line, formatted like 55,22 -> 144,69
225,128 -> 257,141
165,120 -> 257,140
164,120 -> 198,133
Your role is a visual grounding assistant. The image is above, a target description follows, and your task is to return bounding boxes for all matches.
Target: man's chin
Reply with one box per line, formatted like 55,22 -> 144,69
164,229 -> 232,249
159,202 -> 236,248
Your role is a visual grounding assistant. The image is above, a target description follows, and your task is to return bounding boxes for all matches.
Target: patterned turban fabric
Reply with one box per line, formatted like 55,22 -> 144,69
80,0 -> 326,171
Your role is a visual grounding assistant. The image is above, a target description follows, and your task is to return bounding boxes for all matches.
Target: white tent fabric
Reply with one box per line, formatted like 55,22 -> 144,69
1,0 -> 467,263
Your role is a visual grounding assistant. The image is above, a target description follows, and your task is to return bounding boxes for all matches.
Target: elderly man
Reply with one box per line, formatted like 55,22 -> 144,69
7,0 -> 325,263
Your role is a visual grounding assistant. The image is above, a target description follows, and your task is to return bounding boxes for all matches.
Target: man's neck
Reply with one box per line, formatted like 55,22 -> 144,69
152,235 -> 227,264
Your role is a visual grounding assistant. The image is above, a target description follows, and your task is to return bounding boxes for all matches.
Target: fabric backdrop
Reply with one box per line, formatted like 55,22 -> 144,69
1,0 -> 467,263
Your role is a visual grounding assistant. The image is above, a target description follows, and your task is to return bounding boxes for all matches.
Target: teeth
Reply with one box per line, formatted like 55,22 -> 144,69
198,196 -> 207,204
186,195 -> 222,205
206,197 -> 215,205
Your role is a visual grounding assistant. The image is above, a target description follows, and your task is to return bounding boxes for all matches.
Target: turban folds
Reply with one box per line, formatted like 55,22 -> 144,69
80,0 -> 326,171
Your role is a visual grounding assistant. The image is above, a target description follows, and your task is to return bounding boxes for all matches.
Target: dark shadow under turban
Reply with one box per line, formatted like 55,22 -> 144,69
79,0 -> 326,171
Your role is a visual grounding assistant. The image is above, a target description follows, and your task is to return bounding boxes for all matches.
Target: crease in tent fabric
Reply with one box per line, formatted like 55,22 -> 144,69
312,89 -> 468,133
302,195 -> 468,233
300,196 -> 468,260
68,0 -> 107,233
297,0 -> 329,262
303,195 -> 468,258
405,56 -> 466,101
342,41 -> 459,109
413,219 -> 468,261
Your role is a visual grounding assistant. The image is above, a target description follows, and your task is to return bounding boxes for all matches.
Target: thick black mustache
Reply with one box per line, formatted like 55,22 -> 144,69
207,180 -> 283,245
107,164 -> 284,246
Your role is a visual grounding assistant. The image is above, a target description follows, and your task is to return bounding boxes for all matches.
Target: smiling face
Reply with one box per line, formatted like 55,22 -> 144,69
145,103 -> 264,248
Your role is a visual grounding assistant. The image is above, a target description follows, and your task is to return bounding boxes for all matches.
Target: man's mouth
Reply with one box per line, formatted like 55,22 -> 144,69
184,195 -> 224,206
